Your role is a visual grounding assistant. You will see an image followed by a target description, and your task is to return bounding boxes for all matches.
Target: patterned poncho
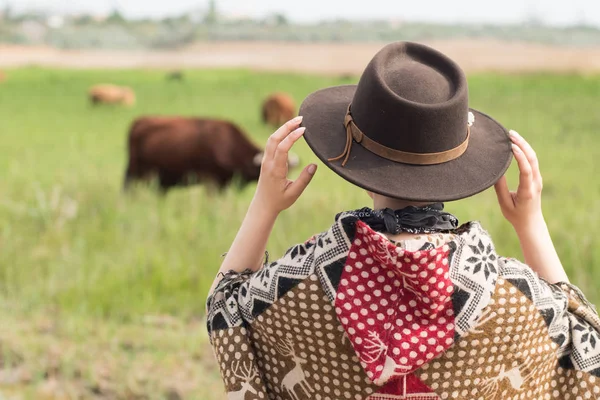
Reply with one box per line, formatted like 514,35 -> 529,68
206,211 -> 600,400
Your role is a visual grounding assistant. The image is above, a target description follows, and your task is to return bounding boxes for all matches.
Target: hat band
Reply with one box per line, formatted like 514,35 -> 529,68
328,105 -> 471,167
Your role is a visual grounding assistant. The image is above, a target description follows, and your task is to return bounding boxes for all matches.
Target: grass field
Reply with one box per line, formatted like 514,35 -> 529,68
1,68 -> 599,399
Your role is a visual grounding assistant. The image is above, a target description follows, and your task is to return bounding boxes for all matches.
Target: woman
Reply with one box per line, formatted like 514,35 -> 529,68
206,42 -> 600,399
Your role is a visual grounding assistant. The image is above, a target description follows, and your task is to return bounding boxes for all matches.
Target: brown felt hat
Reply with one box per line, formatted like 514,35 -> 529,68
299,41 -> 512,202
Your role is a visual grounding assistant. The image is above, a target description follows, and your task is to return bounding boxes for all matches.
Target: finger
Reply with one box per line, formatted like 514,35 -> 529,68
512,144 -> 534,198
285,164 -> 317,200
274,127 -> 306,166
494,176 -> 513,209
264,116 -> 303,160
509,130 -> 542,188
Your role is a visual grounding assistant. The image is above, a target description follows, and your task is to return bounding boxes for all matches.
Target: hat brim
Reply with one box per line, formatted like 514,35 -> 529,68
300,85 -> 513,202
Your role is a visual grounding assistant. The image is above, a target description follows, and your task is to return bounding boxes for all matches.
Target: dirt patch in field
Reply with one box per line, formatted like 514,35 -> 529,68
1,39 -> 600,74
0,311 -> 225,400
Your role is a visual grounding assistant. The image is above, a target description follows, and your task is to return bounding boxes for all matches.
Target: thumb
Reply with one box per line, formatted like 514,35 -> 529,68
494,176 -> 513,209
286,164 -> 317,200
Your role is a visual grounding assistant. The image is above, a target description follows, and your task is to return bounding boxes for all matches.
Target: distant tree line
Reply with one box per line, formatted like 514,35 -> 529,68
0,2 -> 599,49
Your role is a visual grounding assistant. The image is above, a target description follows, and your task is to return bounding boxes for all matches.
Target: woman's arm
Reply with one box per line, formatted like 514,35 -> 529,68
207,116 -> 317,297
494,130 -> 569,284
514,221 -> 568,284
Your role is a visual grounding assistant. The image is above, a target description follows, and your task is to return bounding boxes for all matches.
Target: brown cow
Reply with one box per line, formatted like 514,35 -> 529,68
89,84 -> 136,107
124,116 -> 299,192
0,71 -> 6,83
262,92 -> 296,127
166,70 -> 184,81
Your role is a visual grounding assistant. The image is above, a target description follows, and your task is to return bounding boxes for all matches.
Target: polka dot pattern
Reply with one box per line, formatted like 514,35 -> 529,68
250,274 -> 378,400
208,217 -> 600,400
416,278 -> 600,399
211,326 -> 268,399
336,221 -> 455,386
368,373 -> 440,399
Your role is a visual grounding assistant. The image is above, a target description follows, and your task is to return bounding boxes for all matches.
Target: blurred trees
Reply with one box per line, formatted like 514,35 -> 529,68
106,9 -> 126,25
272,14 -> 289,26
1,4 -> 600,49
204,0 -> 218,25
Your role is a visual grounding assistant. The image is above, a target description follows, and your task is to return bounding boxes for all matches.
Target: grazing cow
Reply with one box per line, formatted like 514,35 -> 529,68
166,70 -> 184,81
339,73 -> 356,82
124,116 -> 299,192
89,84 -> 136,107
262,92 -> 296,127
0,71 -> 6,83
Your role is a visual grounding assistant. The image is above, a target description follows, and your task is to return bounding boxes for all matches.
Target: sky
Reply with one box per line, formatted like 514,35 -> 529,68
6,0 -> 600,27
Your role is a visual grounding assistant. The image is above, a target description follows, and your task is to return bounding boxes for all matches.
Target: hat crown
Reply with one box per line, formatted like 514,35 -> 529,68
351,42 -> 469,154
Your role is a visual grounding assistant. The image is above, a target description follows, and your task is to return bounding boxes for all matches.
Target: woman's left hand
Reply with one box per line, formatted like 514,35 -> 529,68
252,116 -> 317,215
494,130 -> 544,234
494,130 -> 568,283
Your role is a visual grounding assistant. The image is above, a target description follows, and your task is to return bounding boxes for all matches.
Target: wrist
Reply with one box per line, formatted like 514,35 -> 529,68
513,213 -> 547,239
249,196 -> 280,221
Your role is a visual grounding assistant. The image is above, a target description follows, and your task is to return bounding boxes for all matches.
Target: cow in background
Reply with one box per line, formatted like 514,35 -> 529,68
124,116 -> 299,192
262,93 -> 296,127
166,71 -> 184,81
89,84 -> 136,107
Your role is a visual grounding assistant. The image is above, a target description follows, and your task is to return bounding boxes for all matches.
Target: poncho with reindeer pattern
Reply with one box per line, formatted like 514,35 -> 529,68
206,211 -> 600,400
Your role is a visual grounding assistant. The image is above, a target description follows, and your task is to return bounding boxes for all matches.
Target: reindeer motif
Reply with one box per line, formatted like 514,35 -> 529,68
373,375 -> 441,399
377,243 -> 402,266
376,244 -> 421,298
276,337 -> 314,400
400,274 -> 421,299
469,307 -> 497,334
479,359 -> 535,399
227,361 -> 258,400
360,331 -> 412,385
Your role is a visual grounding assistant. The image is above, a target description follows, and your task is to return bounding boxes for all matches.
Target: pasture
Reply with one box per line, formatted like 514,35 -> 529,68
0,68 -> 599,399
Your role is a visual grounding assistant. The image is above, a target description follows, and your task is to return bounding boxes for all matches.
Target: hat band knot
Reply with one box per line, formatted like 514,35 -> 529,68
329,105 -> 471,167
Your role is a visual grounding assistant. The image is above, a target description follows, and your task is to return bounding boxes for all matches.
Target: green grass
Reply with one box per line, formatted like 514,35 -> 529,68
0,68 -> 599,398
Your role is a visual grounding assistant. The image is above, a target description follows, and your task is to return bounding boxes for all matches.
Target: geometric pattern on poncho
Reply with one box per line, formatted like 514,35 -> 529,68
206,214 -> 357,333
417,277 -> 600,399
447,223 -> 499,341
207,213 -> 600,400
499,257 -> 571,349
500,257 -> 600,376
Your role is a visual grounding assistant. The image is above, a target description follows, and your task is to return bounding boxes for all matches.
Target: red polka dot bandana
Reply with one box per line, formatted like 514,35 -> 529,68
335,221 -> 456,387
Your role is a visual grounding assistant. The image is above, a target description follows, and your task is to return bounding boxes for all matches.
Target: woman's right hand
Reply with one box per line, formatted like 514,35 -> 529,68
252,116 -> 317,216
494,130 -> 545,234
